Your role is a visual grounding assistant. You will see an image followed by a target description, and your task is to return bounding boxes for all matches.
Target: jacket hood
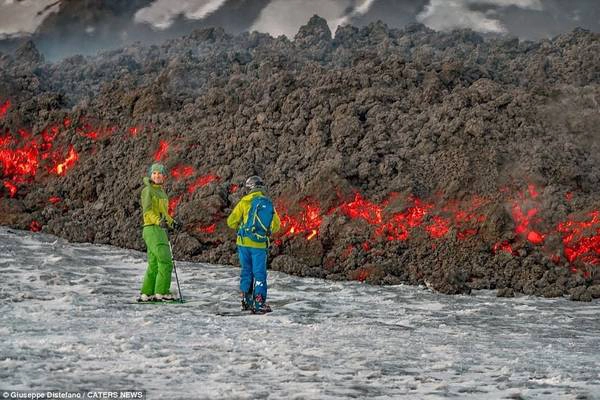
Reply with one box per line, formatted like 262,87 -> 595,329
242,190 -> 265,201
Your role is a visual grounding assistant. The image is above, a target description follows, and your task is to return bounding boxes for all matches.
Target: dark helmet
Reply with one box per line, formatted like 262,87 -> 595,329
245,175 -> 264,190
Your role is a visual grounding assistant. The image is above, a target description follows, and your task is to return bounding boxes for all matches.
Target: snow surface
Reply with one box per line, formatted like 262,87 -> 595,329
1,227 -> 599,399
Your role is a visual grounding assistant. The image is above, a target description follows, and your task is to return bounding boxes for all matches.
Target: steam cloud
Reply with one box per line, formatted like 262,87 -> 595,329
250,0 -> 377,37
417,0 -> 543,33
132,0 -> 378,37
0,0 -> 60,38
134,0 -> 228,30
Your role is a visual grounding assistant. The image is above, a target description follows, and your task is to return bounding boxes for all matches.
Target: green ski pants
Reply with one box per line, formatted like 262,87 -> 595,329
141,225 -> 173,295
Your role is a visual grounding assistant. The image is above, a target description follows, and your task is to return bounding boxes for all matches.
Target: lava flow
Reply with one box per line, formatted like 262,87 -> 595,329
1,122 -> 81,197
557,211 -> 600,267
277,199 -> 323,241
2,105 -> 600,277
0,100 -> 10,118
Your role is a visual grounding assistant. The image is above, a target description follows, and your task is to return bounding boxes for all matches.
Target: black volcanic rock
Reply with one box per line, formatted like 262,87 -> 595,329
1,17 -> 599,299
14,40 -> 44,65
295,15 -> 332,46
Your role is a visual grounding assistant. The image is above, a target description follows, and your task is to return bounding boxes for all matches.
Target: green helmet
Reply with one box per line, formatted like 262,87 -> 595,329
148,163 -> 167,176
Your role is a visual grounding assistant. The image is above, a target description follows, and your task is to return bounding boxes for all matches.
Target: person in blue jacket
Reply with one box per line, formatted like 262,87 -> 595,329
227,175 -> 281,313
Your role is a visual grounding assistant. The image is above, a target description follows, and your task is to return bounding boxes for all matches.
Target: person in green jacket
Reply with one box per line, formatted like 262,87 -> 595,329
227,175 -> 281,313
138,163 -> 179,302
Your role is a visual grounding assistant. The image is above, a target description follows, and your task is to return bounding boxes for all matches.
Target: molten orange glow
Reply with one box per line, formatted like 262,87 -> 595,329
275,193 -> 489,245
30,220 -> 42,232
278,200 -> 323,240
356,268 -> 370,282
374,198 -> 433,241
339,193 -> 383,225
0,141 -> 39,177
52,145 -> 79,176
169,195 -> 182,216
0,119 -> 84,196
513,204 -> 539,236
527,230 -> 545,245
442,197 -> 488,234
511,185 -> 545,245
457,229 -> 478,240
77,124 -> 98,140
18,128 -> 31,139
426,216 -> 450,239
171,165 -> 195,181
75,120 -> 116,141
187,174 -> 219,193
197,223 -> 217,234
528,183 -> 539,199
0,100 -> 9,118
0,131 -> 41,196
1,100 -> 599,279
3,181 -> 17,197
565,192 -> 574,202
153,140 -> 169,161
41,126 -> 59,145
493,240 -> 514,255
557,211 -> 600,265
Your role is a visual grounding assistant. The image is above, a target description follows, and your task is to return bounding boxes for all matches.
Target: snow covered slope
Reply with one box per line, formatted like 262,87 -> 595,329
1,227 -> 598,399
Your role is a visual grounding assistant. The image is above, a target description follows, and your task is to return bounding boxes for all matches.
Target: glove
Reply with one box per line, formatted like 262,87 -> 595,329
170,219 -> 183,232
159,219 -> 169,230
159,218 -> 180,232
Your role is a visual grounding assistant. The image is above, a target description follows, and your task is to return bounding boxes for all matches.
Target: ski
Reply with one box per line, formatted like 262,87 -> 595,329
214,309 -> 273,316
214,311 -> 252,317
127,299 -> 188,305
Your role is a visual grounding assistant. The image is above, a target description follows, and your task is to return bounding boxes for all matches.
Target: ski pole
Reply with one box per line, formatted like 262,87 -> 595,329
168,236 -> 184,303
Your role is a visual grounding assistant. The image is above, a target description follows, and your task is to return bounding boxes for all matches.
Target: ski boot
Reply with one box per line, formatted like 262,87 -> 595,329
154,293 -> 175,302
252,294 -> 272,314
136,294 -> 154,302
241,291 -> 254,311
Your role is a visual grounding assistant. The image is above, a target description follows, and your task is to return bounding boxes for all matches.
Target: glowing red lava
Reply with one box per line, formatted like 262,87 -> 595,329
51,145 -> 79,176
187,174 -> 219,194
171,165 -> 195,180
169,195 -> 182,216
153,140 -> 169,161
0,100 -> 10,118
197,223 -> 217,234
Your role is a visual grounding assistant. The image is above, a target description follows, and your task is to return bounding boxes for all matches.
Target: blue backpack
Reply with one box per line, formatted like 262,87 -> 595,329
239,196 -> 275,243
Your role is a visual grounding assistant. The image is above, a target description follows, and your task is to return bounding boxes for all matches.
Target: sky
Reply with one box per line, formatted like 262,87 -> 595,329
0,0 -> 598,60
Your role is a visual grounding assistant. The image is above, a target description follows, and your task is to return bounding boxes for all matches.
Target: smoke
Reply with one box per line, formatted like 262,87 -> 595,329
332,0 -> 378,29
498,0 -> 600,40
0,0 -> 60,38
417,0 -> 543,33
134,0 -> 228,29
250,0 -> 377,38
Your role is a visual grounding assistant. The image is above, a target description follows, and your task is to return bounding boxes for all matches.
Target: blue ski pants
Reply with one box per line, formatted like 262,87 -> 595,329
238,246 -> 268,302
